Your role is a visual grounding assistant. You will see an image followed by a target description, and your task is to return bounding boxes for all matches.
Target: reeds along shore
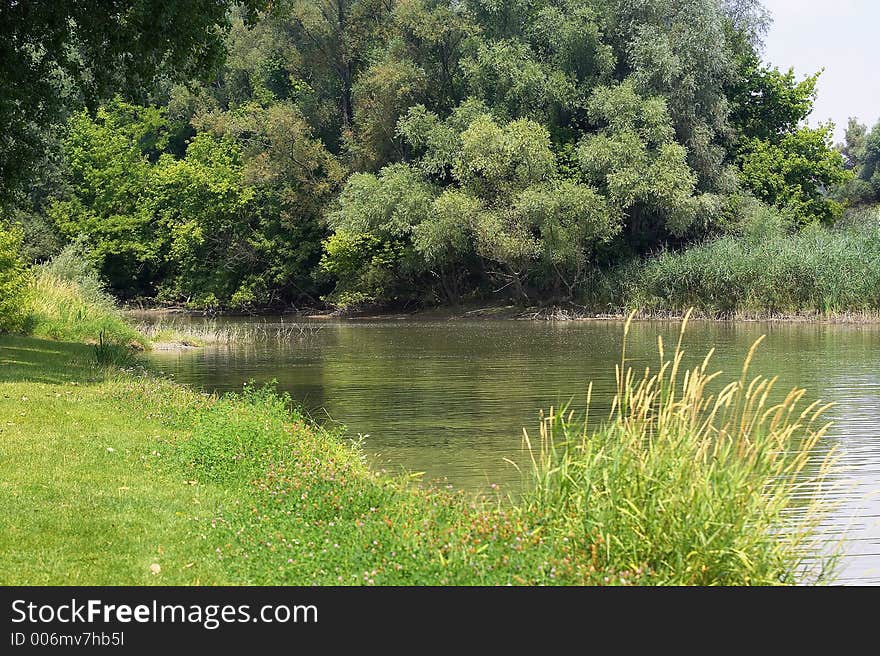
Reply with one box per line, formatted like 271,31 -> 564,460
518,310 -> 840,584
135,318 -> 323,348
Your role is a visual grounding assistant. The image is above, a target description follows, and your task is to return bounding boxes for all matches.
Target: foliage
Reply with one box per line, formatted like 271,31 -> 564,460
0,225 -> 31,333
324,103 -> 626,305
837,119 -> 880,206
26,243 -> 146,347
5,0 -> 858,310
0,0 -> 265,200
50,97 -> 342,308
577,80 -> 705,246
601,0 -> 741,187
149,134 -> 258,308
49,100 -> 165,294
728,59 -> 819,144
738,124 -> 850,225
728,61 -> 849,225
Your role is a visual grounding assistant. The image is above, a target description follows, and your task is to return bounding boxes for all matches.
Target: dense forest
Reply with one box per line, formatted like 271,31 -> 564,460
2,0 -> 879,314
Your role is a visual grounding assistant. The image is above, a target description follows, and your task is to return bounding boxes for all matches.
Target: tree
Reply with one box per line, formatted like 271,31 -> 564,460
728,60 -> 819,145
323,100 -> 623,305
193,100 -> 346,303
838,118 -> 868,171
860,123 -> 880,199
837,119 -> 880,206
48,100 -> 168,295
0,0 -> 265,200
738,124 -> 850,225
51,97 -> 343,308
728,59 -> 850,224
720,0 -> 772,49
350,47 -> 430,169
269,0 -> 396,147
148,134 -> 262,308
577,81 -> 708,249
600,0 -> 742,189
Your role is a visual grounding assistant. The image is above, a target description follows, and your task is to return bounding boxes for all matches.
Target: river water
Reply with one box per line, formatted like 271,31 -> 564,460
145,317 -> 880,584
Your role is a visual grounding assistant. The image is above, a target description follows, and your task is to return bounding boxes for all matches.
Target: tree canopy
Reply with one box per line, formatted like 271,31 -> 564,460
0,0 -> 265,200
2,0 -> 866,311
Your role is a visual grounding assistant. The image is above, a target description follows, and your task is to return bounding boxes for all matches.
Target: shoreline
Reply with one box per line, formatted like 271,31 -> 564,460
124,302 -> 880,326
0,332 -> 839,585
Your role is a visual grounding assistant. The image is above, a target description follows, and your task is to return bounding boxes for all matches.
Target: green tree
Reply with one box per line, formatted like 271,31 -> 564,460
0,0 -> 265,200
728,59 -> 819,144
48,100 -> 168,295
577,81 -> 708,249
350,47 -> 430,169
838,118 -> 868,171
601,0 -> 742,189
148,135 -> 259,308
738,124 -> 850,225
51,96 -> 343,308
728,59 -> 850,223
858,122 -> 880,197
324,101 -> 623,305
837,119 -> 880,206
193,101 -> 346,303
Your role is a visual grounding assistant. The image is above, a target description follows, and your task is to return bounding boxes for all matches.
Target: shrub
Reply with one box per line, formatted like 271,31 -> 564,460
0,225 -> 31,333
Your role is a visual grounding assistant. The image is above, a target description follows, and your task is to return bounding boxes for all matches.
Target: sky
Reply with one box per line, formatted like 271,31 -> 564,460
761,0 -> 880,143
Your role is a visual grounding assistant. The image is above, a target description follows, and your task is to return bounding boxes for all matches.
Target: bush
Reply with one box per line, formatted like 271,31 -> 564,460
0,225 -> 31,333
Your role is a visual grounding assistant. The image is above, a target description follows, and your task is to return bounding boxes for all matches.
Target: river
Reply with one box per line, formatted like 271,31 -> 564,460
145,316 -> 880,584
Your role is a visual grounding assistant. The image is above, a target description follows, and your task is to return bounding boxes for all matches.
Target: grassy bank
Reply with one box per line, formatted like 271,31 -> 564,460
610,212 -> 880,319
0,310 -> 839,585
0,336 -> 599,584
9,244 -> 149,348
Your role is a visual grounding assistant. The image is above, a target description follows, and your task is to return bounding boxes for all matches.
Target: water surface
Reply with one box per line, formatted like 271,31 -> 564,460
145,317 -> 880,584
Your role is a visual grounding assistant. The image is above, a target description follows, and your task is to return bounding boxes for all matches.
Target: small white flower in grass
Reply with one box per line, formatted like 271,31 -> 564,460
149,563 -> 161,575
106,447 -> 115,453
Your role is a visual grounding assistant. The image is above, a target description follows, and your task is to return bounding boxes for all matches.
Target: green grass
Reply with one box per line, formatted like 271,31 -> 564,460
620,219 -> 880,318
0,337 -> 228,584
519,313 -> 839,584
26,271 -> 147,348
0,336 -> 597,584
0,318 -> 839,585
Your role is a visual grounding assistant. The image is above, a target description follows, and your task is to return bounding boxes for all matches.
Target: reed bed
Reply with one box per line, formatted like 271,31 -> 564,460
137,317 -> 323,347
624,221 -> 880,317
518,310 -> 840,585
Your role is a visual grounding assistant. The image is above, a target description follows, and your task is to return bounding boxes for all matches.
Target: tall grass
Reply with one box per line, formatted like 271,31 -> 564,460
26,244 -> 146,348
623,219 -> 880,317
0,225 -> 30,333
520,311 -> 839,585
92,329 -> 140,367
136,317 -> 323,347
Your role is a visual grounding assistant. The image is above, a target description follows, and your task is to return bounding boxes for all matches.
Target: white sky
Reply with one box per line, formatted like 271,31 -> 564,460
761,0 -> 880,143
